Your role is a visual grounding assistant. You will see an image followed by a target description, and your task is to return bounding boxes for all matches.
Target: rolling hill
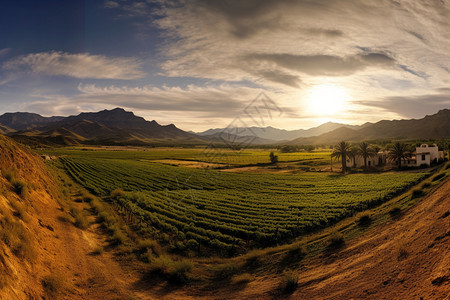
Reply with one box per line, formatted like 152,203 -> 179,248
288,109 -> 450,145
197,122 -> 364,141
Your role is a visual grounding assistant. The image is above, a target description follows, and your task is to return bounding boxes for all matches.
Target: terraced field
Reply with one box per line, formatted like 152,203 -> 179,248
53,148 -> 429,254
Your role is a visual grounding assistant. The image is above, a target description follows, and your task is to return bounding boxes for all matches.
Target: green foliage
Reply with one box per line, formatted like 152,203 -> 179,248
269,151 -> 278,164
56,150 -> 427,252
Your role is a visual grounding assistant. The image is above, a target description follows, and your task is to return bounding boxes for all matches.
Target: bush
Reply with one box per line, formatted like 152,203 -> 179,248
11,179 -> 27,196
110,228 -> 126,245
169,260 -> 193,283
137,239 -> 161,256
280,270 -> 298,293
149,255 -> 193,284
9,199 -> 28,221
287,243 -> 306,258
357,213 -> 372,226
327,232 -> 345,249
389,206 -> 402,218
411,188 -> 424,199
110,189 -> 125,199
92,246 -> 104,255
432,173 -> 445,182
212,262 -> 239,280
231,273 -> 253,284
42,275 -> 64,296
422,182 -> 431,188
70,207 -> 89,229
2,168 -> 16,182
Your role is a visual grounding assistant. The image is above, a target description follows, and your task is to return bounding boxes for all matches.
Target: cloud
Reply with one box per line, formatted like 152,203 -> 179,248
354,89 -> 450,118
0,48 -> 12,57
19,83 -> 297,130
3,51 -> 145,80
104,1 -> 119,9
246,52 -> 396,77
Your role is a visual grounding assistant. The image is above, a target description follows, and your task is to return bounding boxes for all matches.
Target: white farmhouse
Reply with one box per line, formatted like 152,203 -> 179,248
346,144 -> 444,168
414,144 -> 444,166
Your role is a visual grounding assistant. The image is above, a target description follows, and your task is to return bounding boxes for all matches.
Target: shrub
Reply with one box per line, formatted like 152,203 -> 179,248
110,228 -> 126,245
92,246 -> 104,255
287,243 -> 306,258
432,173 -> 445,182
212,263 -> 239,280
70,207 -> 89,229
169,260 -> 193,283
245,249 -> 264,267
2,168 -> 16,182
9,199 -> 28,221
110,189 -> 125,199
411,188 -> 424,199
280,270 -> 298,293
231,273 -> 253,284
422,182 -> 431,188
137,239 -> 161,256
149,255 -> 173,274
149,255 -> 193,284
327,232 -> 345,249
42,275 -> 64,296
357,213 -> 372,226
389,206 -> 402,218
11,179 -> 27,196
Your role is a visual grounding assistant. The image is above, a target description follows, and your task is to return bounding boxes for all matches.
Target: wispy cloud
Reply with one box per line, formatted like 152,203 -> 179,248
3,51 -> 145,80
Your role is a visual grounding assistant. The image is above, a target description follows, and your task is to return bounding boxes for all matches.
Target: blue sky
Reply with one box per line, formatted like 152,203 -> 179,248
1,0 -> 449,131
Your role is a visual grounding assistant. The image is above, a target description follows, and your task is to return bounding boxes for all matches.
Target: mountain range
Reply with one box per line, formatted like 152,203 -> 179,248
0,108 -> 448,147
0,108 -> 205,146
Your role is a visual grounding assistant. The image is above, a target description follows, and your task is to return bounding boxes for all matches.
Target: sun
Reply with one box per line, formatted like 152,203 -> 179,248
306,84 -> 350,116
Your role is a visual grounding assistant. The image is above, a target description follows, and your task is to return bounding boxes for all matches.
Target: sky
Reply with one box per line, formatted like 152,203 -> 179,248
0,0 -> 449,131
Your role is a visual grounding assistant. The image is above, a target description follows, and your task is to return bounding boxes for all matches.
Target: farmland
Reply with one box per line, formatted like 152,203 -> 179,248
49,148 -> 429,254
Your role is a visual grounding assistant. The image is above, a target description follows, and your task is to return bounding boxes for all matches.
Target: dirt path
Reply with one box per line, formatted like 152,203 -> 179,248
27,189 -> 151,300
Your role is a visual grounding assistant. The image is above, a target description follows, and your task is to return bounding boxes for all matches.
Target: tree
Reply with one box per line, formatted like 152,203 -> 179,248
388,142 -> 410,169
357,142 -> 376,169
269,151 -> 278,164
348,146 -> 358,168
331,141 -> 352,173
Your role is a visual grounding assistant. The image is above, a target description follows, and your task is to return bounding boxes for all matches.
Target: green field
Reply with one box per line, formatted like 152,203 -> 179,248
52,148 -> 429,254
43,147 -> 332,166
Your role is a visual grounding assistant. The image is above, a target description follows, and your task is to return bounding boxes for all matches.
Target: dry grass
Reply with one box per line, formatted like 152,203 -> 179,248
327,231 -> 345,249
280,270 -> 298,293
70,207 -> 89,229
148,255 -> 193,283
211,262 -> 239,281
0,214 -> 36,261
231,273 -> 253,285
42,274 -> 64,297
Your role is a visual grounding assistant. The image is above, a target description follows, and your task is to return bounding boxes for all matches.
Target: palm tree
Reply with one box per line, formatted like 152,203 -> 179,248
388,142 -> 410,169
357,142 -> 376,169
331,141 -> 352,173
348,146 -> 358,168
